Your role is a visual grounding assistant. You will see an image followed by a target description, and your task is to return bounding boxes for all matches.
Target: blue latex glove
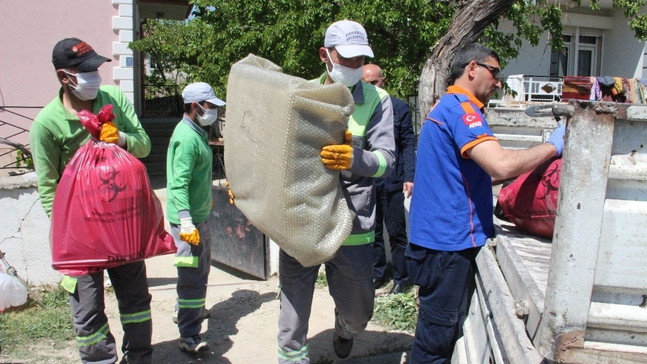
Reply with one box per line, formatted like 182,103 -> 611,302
547,122 -> 565,157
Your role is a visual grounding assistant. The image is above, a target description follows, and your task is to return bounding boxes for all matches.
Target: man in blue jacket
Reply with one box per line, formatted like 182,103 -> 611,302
407,43 -> 565,363
362,64 -> 416,295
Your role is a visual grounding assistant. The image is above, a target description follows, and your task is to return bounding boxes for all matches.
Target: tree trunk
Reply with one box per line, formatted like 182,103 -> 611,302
417,0 -> 515,122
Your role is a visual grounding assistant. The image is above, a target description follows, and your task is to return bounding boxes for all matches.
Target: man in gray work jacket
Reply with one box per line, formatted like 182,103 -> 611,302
277,19 -> 395,364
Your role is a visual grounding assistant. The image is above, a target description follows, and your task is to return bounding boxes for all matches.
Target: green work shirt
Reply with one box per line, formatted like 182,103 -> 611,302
166,116 -> 213,224
29,85 -> 151,217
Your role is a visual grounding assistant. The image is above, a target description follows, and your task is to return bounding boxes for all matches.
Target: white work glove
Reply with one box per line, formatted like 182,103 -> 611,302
179,217 -> 200,246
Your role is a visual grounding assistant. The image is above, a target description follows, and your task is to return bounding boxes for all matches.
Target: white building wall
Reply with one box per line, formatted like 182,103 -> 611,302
502,31 -> 552,78
502,8 -> 646,79
602,8 -> 647,78
112,0 -> 136,104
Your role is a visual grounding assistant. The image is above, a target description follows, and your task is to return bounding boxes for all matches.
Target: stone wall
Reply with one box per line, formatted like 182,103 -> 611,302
0,172 -> 61,286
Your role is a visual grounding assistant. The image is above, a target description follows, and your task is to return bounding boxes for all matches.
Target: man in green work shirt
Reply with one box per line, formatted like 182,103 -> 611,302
30,37 -> 153,364
166,82 -> 225,354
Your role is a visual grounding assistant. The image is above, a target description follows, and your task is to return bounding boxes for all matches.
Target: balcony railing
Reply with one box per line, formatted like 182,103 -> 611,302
488,75 -> 563,108
0,106 -> 36,173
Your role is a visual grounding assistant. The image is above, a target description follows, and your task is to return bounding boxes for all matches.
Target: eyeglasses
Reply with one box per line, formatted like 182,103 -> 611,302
367,79 -> 380,85
475,62 -> 501,80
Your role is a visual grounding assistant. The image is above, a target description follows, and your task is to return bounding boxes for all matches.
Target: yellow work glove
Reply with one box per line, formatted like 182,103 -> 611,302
179,217 -> 200,246
225,180 -> 235,205
99,122 -> 126,146
320,130 -> 353,170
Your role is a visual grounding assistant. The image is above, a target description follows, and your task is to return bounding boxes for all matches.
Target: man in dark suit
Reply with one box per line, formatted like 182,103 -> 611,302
362,64 -> 416,294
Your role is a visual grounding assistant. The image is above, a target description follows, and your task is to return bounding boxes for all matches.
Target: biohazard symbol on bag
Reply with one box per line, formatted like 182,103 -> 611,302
539,162 -> 560,200
98,164 -> 126,202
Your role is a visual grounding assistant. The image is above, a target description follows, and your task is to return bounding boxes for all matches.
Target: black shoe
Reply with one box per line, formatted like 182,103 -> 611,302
373,277 -> 389,290
389,282 -> 412,295
178,335 -> 210,354
333,332 -> 353,359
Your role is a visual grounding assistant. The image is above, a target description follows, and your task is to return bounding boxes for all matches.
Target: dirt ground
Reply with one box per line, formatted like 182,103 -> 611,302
1,252 -> 413,364
1,182 -> 413,364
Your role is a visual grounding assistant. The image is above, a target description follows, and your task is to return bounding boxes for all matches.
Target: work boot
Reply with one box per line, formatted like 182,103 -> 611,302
179,335 -> 210,354
373,277 -> 389,290
388,282 -> 413,295
333,332 -> 353,359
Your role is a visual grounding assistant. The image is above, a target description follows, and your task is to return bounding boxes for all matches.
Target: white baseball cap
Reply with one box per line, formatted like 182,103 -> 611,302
324,20 -> 374,58
182,82 -> 226,106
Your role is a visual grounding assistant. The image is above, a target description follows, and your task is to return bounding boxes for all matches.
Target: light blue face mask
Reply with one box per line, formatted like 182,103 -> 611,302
63,70 -> 102,101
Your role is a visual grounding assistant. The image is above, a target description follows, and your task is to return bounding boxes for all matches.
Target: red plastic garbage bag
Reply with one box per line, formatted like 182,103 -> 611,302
50,104 -> 176,276
497,158 -> 562,239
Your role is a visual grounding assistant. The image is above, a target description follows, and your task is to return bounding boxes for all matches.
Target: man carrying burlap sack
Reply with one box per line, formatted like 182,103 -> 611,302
276,20 -> 395,363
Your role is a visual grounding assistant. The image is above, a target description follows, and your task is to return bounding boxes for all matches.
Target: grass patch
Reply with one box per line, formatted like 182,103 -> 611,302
0,285 -> 74,356
315,270 -> 328,288
314,270 -> 418,333
373,290 -> 418,333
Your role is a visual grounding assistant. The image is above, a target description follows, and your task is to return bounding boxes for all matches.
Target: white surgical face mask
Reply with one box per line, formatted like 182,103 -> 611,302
325,49 -> 363,87
196,103 -> 219,126
63,70 -> 102,101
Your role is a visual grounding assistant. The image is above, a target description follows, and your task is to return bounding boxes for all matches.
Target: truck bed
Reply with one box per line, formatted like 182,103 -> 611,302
494,216 -> 551,340
454,102 -> 647,364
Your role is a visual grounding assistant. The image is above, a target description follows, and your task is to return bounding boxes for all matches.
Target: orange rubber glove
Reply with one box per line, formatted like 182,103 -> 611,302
226,180 -> 235,205
321,130 -> 353,170
99,122 -> 126,146
179,217 -> 200,245
100,122 -> 119,143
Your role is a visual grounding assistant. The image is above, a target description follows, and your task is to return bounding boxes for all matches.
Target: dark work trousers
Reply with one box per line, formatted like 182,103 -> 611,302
372,181 -> 409,285
405,244 -> 479,364
277,244 -> 374,364
69,261 -> 152,364
170,220 -> 212,339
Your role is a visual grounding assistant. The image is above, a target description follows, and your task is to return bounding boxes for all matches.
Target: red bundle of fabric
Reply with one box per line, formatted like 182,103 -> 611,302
497,158 -> 562,239
50,104 -> 176,275
562,76 -> 592,101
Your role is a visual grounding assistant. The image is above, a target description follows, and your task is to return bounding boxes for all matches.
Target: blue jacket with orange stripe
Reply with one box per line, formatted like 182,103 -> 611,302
408,85 -> 496,251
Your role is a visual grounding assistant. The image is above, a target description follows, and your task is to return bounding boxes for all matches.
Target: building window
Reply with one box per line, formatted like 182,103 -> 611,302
550,29 -> 602,77
550,35 -> 571,77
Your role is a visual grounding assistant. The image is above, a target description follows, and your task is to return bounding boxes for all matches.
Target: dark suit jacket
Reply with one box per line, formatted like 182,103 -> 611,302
378,95 -> 416,192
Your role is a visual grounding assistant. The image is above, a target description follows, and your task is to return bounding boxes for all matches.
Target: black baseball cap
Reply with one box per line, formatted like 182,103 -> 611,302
52,37 -> 111,72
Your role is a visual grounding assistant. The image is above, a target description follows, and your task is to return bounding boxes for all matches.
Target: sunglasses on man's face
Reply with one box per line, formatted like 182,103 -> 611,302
475,62 -> 501,81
